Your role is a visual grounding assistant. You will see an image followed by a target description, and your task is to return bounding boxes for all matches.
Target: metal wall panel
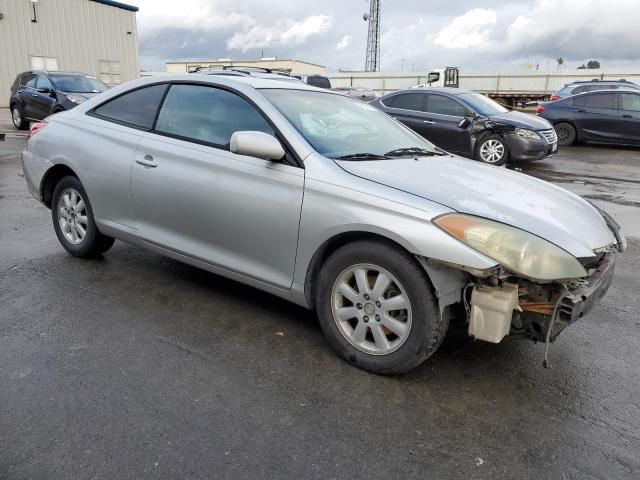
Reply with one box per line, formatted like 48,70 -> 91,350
0,0 -> 139,107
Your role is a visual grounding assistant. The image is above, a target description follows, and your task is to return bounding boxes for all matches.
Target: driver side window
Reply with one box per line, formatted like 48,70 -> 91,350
36,75 -> 53,91
155,84 -> 274,148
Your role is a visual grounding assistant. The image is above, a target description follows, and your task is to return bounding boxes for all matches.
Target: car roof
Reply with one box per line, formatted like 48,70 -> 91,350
567,79 -> 633,85
384,87 -> 473,97
20,70 -> 96,76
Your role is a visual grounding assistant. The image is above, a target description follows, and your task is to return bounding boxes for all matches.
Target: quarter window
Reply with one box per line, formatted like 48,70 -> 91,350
154,84 -> 274,147
426,95 -> 468,116
20,73 -> 37,88
386,93 -> 425,111
621,94 -> 640,112
92,84 -> 168,129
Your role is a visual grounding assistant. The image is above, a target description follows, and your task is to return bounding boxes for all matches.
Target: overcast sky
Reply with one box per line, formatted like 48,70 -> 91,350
126,0 -> 640,72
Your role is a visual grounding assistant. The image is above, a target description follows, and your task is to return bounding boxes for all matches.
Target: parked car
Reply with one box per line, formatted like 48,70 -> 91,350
550,79 -> 639,101
537,90 -> 640,146
9,70 -> 109,130
370,88 -> 558,165
22,75 -> 625,374
332,87 -> 380,102
291,74 -> 332,89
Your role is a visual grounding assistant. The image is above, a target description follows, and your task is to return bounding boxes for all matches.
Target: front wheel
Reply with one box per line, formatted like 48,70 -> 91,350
51,176 -> 115,257
476,134 -> 509,166
316,240 -> 448,374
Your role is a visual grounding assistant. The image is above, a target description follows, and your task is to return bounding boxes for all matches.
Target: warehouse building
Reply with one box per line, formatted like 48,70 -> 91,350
166,58 -> 326,75
0,0 -> 139,107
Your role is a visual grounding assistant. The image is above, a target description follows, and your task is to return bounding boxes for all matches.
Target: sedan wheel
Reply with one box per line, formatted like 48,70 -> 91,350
57,188 -> 89,245
554,122 -> 576,146
51,176 -> 115,257
478,138 -> 507,164
316,240 -> 448,374
331,264 -> 412,355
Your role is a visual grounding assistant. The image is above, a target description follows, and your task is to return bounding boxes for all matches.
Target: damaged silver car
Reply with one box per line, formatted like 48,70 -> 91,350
22,75 -> 626,374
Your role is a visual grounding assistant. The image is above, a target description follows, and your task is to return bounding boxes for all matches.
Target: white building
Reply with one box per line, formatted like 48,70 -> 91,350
0,0 -> 140,107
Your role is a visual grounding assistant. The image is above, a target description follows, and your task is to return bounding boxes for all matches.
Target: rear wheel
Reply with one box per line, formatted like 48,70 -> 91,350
51,176 -> 115,257
11,105 -> 28,130
316,240 -> 448,374
554,122 -> 576,146
476,134 -> 509,166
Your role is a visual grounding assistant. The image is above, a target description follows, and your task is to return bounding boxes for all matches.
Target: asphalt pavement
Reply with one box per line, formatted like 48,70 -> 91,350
1,132 -> 640,479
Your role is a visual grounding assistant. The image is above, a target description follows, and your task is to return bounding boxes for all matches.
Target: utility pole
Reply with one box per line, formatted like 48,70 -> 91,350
363,0 -> 381,72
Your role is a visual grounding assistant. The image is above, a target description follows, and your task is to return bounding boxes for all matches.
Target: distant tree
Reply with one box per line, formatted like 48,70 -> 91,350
556,57 -> 565,70
587,60 -> 601,69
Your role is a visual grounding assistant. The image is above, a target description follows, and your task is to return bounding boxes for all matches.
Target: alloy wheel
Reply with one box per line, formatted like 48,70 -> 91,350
331,263 -> 412,355
556,126 -> 570,144
479,139 -> 505,163
57,188 -> 88,245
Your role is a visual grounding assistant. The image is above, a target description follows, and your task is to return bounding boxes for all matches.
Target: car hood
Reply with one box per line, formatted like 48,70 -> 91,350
486,110 -> 552,130
60,91 -> 102,101
336,155 -> 614,258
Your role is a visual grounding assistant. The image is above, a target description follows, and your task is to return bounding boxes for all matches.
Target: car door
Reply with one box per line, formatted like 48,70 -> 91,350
618,92 -> 640,144
32,75 -> 57,119
421,93 -> 471,154
381,93 -> 431,138
572,92 -> 620,141
130,83 -> 305,289
20,74 -> 40,119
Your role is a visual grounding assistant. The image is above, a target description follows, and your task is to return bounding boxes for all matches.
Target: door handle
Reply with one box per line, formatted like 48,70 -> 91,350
576,110 -> 586,113
423,120 -> 436,125
622,114 -> 633,118
32,94 -> 39,97
136,154 -> 157,167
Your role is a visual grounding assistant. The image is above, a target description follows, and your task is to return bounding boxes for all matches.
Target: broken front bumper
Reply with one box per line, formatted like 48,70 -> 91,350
517,253 -> 616,342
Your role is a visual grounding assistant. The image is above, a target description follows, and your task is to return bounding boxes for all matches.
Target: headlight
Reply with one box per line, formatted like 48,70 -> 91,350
514,128 -> 541,140
434,214 -> 587,281
66,94 -> 85,104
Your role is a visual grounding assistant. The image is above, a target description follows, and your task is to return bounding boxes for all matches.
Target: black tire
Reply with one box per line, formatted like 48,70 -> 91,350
10,105 -> 28,130
316,240 -> 448,374
475,134 -> 510,166
554,122 -> 576,146
51,176 -> 115,257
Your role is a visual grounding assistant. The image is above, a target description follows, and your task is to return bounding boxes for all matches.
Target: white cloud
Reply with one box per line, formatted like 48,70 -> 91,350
434,8 -> 497,49
227,15 -> 332,52
336,35 -> 352,50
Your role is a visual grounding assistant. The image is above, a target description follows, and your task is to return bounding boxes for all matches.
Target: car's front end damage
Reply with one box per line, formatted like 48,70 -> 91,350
423,223 -> 624,366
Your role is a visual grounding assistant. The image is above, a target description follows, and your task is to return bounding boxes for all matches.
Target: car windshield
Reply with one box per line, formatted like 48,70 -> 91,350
458,92 -> 508,116
50,74 -> 108,93
261,89 -> 440,159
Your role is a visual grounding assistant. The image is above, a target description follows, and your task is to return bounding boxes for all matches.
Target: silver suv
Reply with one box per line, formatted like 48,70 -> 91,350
22,75 -> 624,373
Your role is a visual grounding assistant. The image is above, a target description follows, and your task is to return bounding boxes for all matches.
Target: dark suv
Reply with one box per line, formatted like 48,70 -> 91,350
9,70 -> 108,130
551,79 -> 639,101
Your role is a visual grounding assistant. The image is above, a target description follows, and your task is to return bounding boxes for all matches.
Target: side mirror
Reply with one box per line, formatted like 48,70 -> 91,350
37,87 -> 52,94
458,118 -> 471,129
230,131 -> 285,161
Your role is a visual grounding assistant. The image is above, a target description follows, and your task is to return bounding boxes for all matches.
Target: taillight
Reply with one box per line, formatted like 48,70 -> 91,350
27,122 -> 48,140
550,95 -> 560,101
536,104 -> 545,114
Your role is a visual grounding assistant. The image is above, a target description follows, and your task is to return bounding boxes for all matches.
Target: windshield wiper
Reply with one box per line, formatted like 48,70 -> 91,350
333,153 -> 390,161
384,147 -> 446,157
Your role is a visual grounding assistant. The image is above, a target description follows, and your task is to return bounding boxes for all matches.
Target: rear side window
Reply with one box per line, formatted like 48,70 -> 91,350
386,93 -> 425,111
154,84 -> 274,147
573,93 -> 616,109
21,73 -> 37,88
92,84 -> 168,129
621,94 -> 640,112
306,76 -> 331,89
426,94 -> 468,116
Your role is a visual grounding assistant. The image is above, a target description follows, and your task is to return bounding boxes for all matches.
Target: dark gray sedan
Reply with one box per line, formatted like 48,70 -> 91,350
370,87 -> 558,166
